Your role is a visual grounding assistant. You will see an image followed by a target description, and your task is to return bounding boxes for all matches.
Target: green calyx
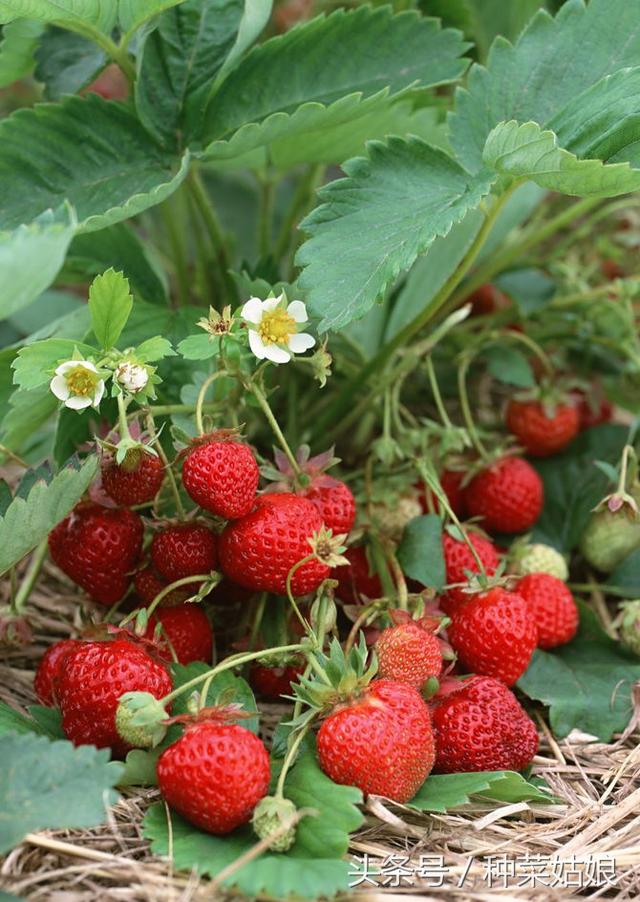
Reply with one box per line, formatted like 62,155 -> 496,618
115,691 -> 168,749
252,796 -> 298,852
618,601 -> 640,657
291,635 -> 377,715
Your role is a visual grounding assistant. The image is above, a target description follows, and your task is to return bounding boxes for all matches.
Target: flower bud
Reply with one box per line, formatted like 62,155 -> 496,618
115,361 -> 149,394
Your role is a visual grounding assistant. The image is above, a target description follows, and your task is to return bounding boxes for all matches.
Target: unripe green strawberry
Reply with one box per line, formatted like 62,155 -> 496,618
517,543 -> 568,581
618,600 -> 640,656
252,796 -> 298,852
580,488 -> 640,573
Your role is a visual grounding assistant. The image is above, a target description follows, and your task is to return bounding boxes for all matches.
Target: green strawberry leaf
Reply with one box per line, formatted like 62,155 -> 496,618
88,269 -> 133,351
0,703 -> 46,737
0,1 -> 117,33
170,663 -> 259,733
13,338 -> 98,391
0,205 -> 77,320
531,424 -> 628,552
0,454 -> 98,576
0,733 -> 122,853
396,514 -> 446,590
484,345 -> 535,388
34,26 -> 105,99
518,601 -> 640,741
0,19 -> 43,87
484,120 -> 640,198
0,94 -> 189,234
297,137 -> 495,333
408,770 -> 555,813
144,741 -> 363,899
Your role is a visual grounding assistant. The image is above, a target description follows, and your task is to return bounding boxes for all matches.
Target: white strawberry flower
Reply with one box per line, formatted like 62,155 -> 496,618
241,293 -> 316,364
115,360 -> 149,394
49,359 -> 105,410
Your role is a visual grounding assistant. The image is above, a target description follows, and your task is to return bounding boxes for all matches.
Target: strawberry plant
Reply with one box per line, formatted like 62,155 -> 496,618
1,0 -> 640,897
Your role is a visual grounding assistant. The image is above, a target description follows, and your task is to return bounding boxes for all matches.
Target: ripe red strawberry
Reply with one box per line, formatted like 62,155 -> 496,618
419,469 -> 467,518
151,523 -> 217,583
334,545 -> 383,605
467,284 -> 511,316
57,638 -> 171,757
317,679 -> 435,803
448,587 -> 537,686
375,617 -> 443,690
134,565 -> 192,608
144,603 -> 214,664
218,494 -> 329,596
516,573 -> 578,649
101,451 -> 164,506
301,480 -> 356,535
250,661 -> 305,699
34,638 -> 80,706
464,456 -> 543,534
572,389 -> 613,431
182,438 -> 259,520
506,399 -> 579,457
431,675 -> 538,772
49,502 -> 143,605
157,721 -> 270,834
441,530 -> 500,612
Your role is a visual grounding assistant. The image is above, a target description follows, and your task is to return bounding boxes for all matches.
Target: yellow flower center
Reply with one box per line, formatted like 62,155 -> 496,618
258,308 -> 296,345
65,366 -> 99,397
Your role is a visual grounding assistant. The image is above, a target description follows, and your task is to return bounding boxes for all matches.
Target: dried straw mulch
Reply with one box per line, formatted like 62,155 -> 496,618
2,564 -> 640,901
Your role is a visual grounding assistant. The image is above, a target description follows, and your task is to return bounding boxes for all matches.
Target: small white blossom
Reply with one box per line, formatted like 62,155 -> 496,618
241,294 -> 315,364
115,361 -> 149,394
49,360 -> 105,410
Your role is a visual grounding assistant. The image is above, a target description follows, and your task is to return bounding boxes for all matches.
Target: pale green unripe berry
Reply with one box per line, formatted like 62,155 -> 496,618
115,691 -> 168,748
518,543 -> 569,581
619,601 -> 640,657
252,796 -> 297,852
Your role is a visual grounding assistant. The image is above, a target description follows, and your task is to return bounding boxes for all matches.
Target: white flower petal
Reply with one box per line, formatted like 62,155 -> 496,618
54,361 -> 76,376
241,297 -> 265,324
263,344 -> 291,364
65,395 -> 92,410
287,301 -> 308,323
262,296 -> 281,313
77,360 -> 99,374
288,332 -> 316,354
92,380 -> 106,407
248,329 -> 268,359
50,374 -> 71,401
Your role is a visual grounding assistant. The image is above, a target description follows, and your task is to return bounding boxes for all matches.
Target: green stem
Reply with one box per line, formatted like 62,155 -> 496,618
426,355 -> 454,428
274,165 -> 322,262
161,196 -> 190,307
310,193 -> 511,440
493,328 -> 554,378
12,540 -> 47,615
457,356 -> 491,463
276,720 -> 315,798
160,643 -> 306,705
89,33 -> 135,84
195,372 -> 226,435
188,170 -> 236,305
258,176 -> 275,259
145,414 -> 185,520
143,403 -> 218,417
385,546 -> 408,611
142,574 -> 212,620
285,556 -> 315,637
250,382 -> 302,478
446,195 -> 601,310
117,394 -> 132,442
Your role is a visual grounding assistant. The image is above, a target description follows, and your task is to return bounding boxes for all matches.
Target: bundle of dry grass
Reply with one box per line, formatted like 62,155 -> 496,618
2,566 -> 640,901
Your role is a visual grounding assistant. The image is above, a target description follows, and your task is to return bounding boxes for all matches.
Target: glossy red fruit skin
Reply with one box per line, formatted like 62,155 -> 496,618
464,457 -> 543,534
506,400 -> 579,457
151,524 -> 217,583
419,470 -> 467,518
34,638 -> 80,706
573,390 -> 613,430
157,722 -> 270,834
431,675 -> 539,773
250,662 -> 304,699
134,565 -> 191,608
441,531 -> 500,612
145,604 -> 213,665
57,639 -> 172,758
448,588 -> 538,686
334,546 -> 382,605
375,622 -> 443,690
517,573 -> 578,649
316,679 -> 435,803
182,441 -> 259,520
49,503 -> 143,605
102,453 -> 164,506
302,480 -> 356,535
218,494 -> 329,596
